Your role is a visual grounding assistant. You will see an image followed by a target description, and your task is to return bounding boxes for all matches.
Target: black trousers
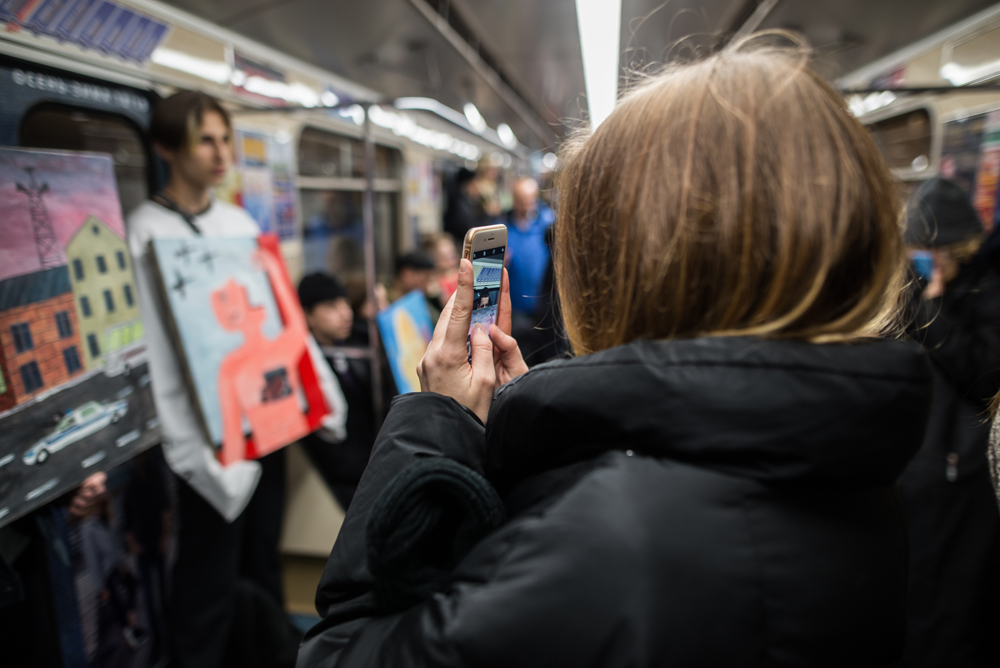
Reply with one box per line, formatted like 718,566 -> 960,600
169,449 -> 292,668
900,465 -> 1000,668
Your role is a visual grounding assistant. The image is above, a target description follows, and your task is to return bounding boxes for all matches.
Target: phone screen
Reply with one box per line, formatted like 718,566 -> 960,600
470,244 -> 506,332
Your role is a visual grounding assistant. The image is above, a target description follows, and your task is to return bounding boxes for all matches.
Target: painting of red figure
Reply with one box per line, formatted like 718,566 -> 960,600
150,234 -> 329,464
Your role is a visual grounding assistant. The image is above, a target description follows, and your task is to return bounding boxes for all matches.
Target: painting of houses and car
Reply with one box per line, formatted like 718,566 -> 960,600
0,148 -> 159,528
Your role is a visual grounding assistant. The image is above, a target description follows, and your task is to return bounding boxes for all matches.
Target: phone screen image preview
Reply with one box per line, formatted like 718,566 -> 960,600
470,245 -> 505,332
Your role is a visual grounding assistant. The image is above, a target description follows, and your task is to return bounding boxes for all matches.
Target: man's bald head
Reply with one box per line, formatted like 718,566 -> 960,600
512,177 -> 539,218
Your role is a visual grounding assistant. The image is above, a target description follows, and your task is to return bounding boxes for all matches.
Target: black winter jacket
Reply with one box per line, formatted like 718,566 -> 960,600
298,336 -> 932,668
898,249 -> 1000,667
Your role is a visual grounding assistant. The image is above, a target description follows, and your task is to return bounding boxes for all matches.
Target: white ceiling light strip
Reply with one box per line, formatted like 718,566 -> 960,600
575,0 -> 622,129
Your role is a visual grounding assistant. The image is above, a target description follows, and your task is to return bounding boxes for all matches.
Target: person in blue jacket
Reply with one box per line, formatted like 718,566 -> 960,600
504,177 -> 555,318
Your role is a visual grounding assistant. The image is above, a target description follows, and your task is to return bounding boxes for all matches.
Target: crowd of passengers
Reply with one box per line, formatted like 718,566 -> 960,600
3,32 -> 1000,668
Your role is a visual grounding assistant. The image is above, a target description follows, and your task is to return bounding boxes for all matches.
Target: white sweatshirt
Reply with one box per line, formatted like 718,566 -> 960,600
127,199 -> 346,521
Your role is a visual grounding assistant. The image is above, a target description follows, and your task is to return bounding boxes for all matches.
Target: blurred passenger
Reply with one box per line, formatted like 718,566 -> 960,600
346,274 -> 389,328
443,168 -> 487,242
389,251 -> 443,321
124,449 -> 171,660
299,37 -> 932,668
474,165 -> 503,218
516,224 -> 570,366
127,91 -> 304,668
504,177 -> 555,318
899,177 -> 1000,668
421,232 -> 460,301
0,472 -> 107,667
298,273 -> 393,509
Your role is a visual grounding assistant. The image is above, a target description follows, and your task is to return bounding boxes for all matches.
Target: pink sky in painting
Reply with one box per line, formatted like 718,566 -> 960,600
0,148 -> 126,282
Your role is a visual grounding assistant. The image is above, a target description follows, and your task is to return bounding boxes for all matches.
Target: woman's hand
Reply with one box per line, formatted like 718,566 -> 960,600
417,259 -> 527,423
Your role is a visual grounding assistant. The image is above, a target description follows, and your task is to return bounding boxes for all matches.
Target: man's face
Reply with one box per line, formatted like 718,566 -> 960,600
307,298 -> 354,344
435,238 -> 459,272
399,267 -> 433,294
159,111 -> 231,190
513,180 -> 538,218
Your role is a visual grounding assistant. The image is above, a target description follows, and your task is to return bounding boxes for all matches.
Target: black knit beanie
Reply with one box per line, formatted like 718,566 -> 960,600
904,177 -> 983,247
297,272 -> 347,311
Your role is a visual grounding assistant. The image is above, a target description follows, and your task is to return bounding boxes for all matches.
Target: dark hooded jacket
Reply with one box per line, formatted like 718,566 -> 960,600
298,336 -> 932,668
899,216 -> 1000,666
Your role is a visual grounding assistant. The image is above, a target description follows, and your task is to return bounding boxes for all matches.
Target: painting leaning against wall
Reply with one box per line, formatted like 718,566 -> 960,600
0,147 -> 160,528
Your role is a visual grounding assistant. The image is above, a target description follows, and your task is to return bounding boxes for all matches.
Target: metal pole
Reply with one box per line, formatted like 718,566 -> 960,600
362,104 -> 385,429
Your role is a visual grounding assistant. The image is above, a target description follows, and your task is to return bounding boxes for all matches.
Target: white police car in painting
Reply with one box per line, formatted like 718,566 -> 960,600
23,400 -> 129,465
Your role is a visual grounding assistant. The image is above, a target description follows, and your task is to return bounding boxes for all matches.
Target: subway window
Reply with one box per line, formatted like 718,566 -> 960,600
19,107 -> 149,218
298,127 -> 399,179
298,127 -> 402,284
867,109 -> 932,171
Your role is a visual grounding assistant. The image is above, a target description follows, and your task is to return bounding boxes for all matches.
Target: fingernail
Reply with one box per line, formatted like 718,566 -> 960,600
472,323 -> 486,335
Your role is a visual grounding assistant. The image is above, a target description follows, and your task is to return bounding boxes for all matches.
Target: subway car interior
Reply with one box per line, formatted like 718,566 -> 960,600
4,1 -> 1000,666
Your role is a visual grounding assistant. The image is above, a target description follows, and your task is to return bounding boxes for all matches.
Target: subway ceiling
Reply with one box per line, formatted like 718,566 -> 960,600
160,0 -> 1000,152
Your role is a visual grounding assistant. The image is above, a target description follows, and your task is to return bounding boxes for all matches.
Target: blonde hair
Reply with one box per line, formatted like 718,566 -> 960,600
555,34 -> 904,356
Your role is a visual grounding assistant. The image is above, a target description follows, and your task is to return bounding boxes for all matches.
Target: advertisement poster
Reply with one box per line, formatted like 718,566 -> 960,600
940,112 -> 988,198
148,235 -> 328,465
972,111 -> 1000,232
0,0 -> 169,64
376,291 -> 432,394
234,129 -> 300,240
0,148 -> 159,528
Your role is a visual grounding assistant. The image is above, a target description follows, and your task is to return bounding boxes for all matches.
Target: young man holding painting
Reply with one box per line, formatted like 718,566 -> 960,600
127,91 -> 344,668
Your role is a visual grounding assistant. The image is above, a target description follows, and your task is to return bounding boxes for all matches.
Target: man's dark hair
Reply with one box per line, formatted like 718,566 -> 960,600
298,273 -> 348,313
395,251 -> 435,275
150,90 -> 231,153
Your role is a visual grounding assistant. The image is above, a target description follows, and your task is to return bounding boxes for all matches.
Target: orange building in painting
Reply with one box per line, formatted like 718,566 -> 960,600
0,266 -> 84,411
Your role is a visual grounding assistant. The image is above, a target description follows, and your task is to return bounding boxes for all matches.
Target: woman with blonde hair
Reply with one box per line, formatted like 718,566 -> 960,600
298,36 -> 932,668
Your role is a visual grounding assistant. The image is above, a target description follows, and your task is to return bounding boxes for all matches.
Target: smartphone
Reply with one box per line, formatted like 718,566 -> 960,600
463,224 -> 508,335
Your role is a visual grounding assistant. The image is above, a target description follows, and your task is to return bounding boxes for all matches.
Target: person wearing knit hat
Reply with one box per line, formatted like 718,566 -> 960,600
905,177 -> 983,247
297,272 -> 393,509
298,273 -> 353,345
899,177 -> 1000,666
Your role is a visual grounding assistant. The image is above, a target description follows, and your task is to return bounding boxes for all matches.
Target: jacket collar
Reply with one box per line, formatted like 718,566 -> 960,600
485,336 -> 932,490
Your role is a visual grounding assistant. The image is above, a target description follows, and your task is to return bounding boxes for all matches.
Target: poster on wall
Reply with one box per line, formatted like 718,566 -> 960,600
376,291 -> 432,395
231,129 -> 300,240
0,148 -> 160,528
940,113 -> 988,198
972,111 -> 1000,233
942,110 -> 1000,231
1,0 -> 170,64
148,234 -> 329,465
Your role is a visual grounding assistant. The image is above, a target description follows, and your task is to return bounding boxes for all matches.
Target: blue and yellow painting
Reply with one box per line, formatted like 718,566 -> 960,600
377,291 -> 433,394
